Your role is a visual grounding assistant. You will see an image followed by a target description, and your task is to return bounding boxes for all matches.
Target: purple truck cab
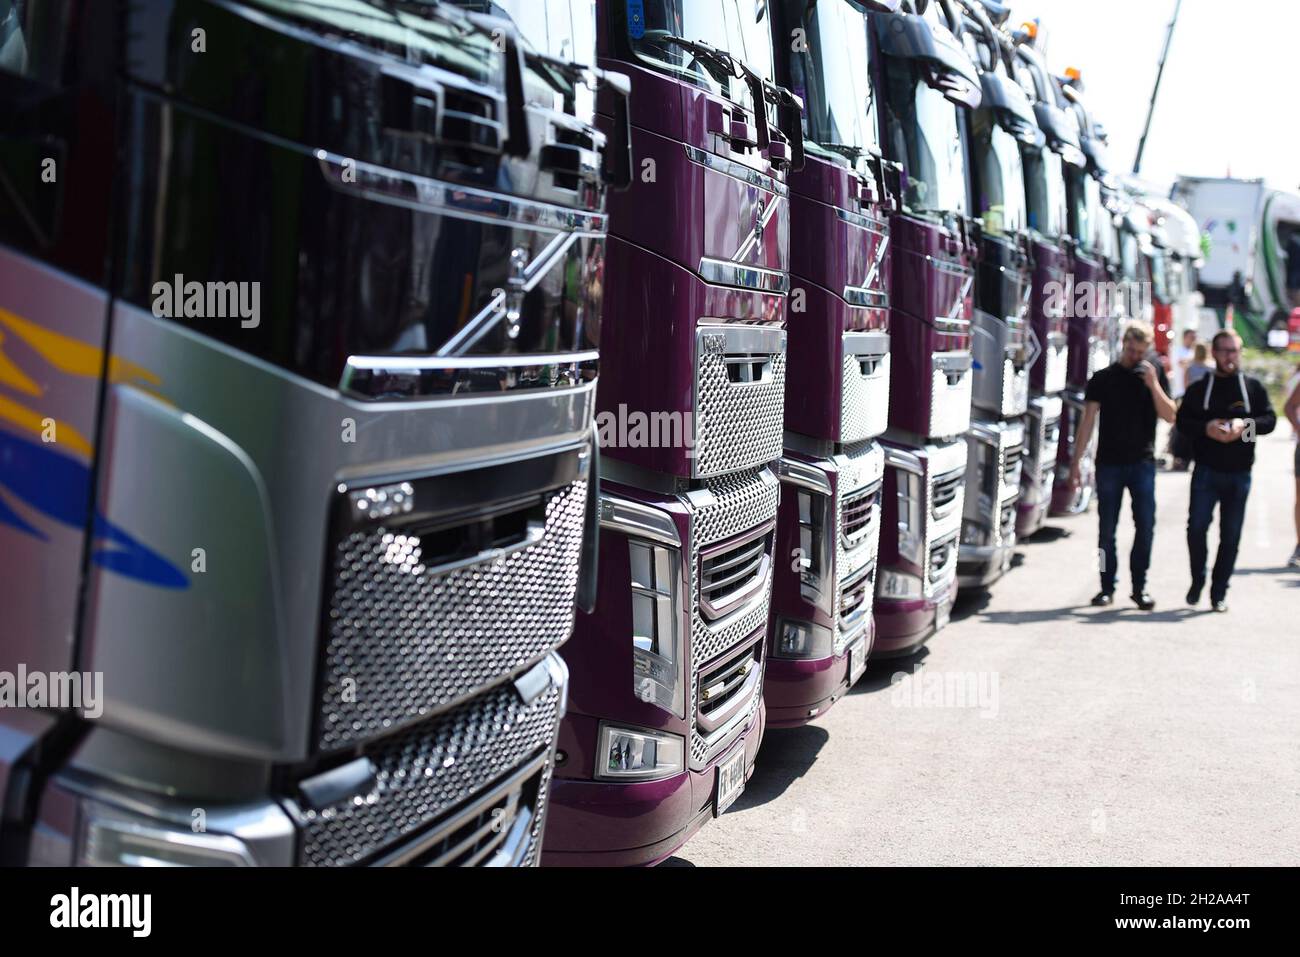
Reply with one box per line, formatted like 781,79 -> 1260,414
956,0 -> 1038,589
760,0 -> 898,729
1050,81 -> 1122,515
1009,37 -> 1087,528
870,0 -> 980,655
544,0 -> 803,866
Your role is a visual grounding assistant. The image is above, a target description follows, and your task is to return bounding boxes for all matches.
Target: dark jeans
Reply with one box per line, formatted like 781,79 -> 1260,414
1096,460 -> 1156,594
1187,464 -> 1252,601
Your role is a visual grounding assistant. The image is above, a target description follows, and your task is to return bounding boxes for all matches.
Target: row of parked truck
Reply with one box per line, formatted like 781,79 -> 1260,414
0,0 -> 1192,867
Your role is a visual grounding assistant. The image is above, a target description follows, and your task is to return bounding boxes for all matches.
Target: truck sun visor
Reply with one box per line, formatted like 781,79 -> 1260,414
875,11 -> 983,108
980,71 -> 1043,146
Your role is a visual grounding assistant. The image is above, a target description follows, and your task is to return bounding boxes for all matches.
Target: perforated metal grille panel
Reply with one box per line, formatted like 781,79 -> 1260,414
1043,342 -> 1068,395
841,349 -> 890,444
295,681 -> 562,867
833,442 -> 884,653
694,343 -> 786,477
928,361 -> 973,440
1000,358 -> 1029,418
686,468 -> 778,767
923,441 -> 967,598
317,480 -> 586,751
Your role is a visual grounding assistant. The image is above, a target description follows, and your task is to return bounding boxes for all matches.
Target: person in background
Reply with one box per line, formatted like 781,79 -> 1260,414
1170,327 -> 1197,400
1167,328 -> 1199,471
1071,321 -> 1177,610
1284,365 -> 1300,568
1185,342 -> 1212,390
1176,329 -> 1278,611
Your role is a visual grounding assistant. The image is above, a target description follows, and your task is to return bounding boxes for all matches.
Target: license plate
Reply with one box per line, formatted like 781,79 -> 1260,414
848,636 -> 868,686
935,599 -> 951,632
714,747 -> 746,817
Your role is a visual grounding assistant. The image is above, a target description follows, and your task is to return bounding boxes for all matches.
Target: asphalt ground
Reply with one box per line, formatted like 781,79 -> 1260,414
678,427 -> 1300,866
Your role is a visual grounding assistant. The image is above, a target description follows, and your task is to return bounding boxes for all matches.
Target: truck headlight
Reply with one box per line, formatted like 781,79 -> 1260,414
630,541 -> 684,717
773,618 -> 834,660
78,800 -> 257,867
895,471 -> 924,566
595,723 -> 685,782
796,489 -> 833,610
878,569 -> 923,600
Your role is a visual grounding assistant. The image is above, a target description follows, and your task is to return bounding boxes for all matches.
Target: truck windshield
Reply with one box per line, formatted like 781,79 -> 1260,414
626,0 -> 775,98
1022,144 -> 1066,240
1067,166 -> 1093,250
782,0 -> 878,163
251,0 -> 500,83
1120,231 -> 1139,281
447,1 -> 595,115
883,62 -> 969,218
1148,252 -> 1169,302
969,110 -> 1027,237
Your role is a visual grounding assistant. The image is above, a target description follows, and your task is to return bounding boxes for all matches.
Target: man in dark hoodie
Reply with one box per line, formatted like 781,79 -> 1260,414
1176,329 -> 1277,611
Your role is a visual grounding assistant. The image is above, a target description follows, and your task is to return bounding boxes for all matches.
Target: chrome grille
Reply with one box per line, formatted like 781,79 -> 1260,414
292,679 -> 562,867
838,563 -> 875,639
686,468 -> 779,767
931,472 -> 963,520
832,441 -> 884,653
840,348 -> 890,444
694,332 -> 786,477
928,536 -> 958,585
840,486 -> 878,547
1003,445 -> 1024,488
317,478 -> 586,751
700,532 -> 768,621
698,638 -> 761,723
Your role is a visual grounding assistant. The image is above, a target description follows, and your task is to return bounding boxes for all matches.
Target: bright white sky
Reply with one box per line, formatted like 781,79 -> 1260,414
1010,0 -> 1299,195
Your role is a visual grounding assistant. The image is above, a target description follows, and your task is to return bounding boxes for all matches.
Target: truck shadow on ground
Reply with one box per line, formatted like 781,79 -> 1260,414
976,604 -> 1201,625
1020,524 -> 1072,544
731,724 -> 830,813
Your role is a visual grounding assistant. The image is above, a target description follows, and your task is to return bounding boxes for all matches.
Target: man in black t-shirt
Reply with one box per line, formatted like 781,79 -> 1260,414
1175,329 -> 1277,611
1069,321 -> 1176,609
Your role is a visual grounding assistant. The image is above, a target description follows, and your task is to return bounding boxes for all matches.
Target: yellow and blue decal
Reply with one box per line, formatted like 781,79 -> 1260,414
0,307 -> 189,589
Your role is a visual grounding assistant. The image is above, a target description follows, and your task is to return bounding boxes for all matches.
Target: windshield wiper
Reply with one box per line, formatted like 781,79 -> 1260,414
639,30 -> 739,87
818,142 -> 864,161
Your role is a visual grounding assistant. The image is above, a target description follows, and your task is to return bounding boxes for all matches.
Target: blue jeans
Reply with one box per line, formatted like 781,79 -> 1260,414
1187,465 -> 1252,601
1096,460 -> 1156,594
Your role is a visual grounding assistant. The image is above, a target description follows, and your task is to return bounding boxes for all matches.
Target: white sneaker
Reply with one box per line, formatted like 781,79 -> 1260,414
1289,546 -> 1300,569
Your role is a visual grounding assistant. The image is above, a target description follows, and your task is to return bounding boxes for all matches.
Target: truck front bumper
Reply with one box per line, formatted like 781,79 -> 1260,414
541,702 -> 765,867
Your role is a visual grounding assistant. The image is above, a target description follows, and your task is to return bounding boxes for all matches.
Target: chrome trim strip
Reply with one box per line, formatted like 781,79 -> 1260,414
732,193 -> 783,264
863,230 -> 892,290
683,145 -> 788,197
437,230 -> 596,356
598,494 -> 682,548
339,351 -> 599,400
924,255 -> 973,277
695,322 -> 786,355
777,456 -> 832,496
834,207 -> 888,232
884,446 -> 923,474
843,286 -> 890,309
698,257 -> 790,295
843,330 -> 890,357
948,271 -> 975,320
315,149 -> 608,232
344,350 -> 599,372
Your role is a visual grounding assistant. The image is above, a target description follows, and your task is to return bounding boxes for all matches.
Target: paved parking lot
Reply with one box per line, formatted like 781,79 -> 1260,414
679,430 -> 1300,866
